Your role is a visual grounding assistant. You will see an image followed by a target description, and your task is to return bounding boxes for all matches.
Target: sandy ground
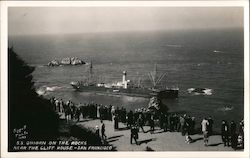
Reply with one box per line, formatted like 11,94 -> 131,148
76,119 -> 236,151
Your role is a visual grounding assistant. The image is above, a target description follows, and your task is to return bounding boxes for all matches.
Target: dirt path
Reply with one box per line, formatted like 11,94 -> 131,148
77,119 -> 235,151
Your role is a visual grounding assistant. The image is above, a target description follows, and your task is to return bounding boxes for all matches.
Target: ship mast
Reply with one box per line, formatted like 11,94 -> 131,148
148,64 -> 167,89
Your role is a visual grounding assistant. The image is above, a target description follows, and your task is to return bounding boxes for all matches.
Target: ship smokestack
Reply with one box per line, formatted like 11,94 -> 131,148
122,71 -> 126,84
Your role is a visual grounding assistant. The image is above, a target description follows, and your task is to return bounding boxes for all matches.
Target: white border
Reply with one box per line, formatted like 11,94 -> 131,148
1,1 -> 249,158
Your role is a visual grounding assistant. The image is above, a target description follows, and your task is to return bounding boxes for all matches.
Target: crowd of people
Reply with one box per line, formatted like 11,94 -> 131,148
50,97 -> 244,149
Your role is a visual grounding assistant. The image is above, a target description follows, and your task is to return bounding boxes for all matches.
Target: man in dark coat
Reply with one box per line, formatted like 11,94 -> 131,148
169,114 -> 174,132
163,113 -> 169,132
101,120 -> 107,140
230,120 -> 237,149
149,115 -> 155,134
114,114 -> 119,130
130,125 -> 139,145
208,116 -> 214,136
221,120 -> 229,147
137,114 -> 145,133
127,110 -> 134,128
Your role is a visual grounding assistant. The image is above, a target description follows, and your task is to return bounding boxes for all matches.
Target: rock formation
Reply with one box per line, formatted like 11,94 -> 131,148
47,57 -> 85,66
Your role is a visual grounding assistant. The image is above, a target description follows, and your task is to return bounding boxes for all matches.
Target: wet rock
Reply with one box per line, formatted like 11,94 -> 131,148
47,57 -> 85,66
61,57 -> 71,65
47,60 -> 60,66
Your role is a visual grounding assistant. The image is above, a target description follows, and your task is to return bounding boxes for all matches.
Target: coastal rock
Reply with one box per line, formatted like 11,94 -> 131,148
70,57 -> 85,65
47,57 -> 85,66
61,57 -> 71,65
47,60 -> 60,66
148,97 -> 160,111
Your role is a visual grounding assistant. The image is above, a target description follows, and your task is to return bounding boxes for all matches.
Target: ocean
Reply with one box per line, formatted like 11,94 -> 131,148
8,28 -> 244,132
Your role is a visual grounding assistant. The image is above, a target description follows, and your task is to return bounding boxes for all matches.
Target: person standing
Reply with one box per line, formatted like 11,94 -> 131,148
127,110 -> 134,128
97,104 -> 100,119
159,113 -> 164,130
230,120 -> 237,149
238,119 -> 244,149
221,120 -> 229,147
55,98 -> 60,113
173,113 -> 178,131
59,99 -> 64,113
201,118 -> 209,146
111,106 -> 116,121
108,105 -> 112,121
169,114 -> 174,132
113,114 -> 119,130
95,125 -> 100,137
190,117 -> 196,135
149,115 -> 155,134
75,107 -> 81,122
163,113 -> 169,132
137,114 -> 145,133
179,115 -> 186,136
101,120 -> 107,140
208,116 -> 214,136
130,125 -> 139,145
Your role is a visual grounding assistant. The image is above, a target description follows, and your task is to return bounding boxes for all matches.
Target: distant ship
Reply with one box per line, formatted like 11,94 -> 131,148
70,62 -> 178,99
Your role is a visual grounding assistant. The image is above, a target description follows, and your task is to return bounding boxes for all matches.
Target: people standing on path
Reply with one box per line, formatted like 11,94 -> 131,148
221,120 -> 229,147
201,117 -> 209,146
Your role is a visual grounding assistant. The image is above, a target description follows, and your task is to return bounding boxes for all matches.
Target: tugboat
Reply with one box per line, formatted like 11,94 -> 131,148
70,62 -> 178,99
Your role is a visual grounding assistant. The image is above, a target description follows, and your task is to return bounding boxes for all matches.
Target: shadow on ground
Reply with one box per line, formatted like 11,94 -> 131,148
192,137 -> 203,143
107,134 -> 124,140
208,143 -> 223,146
107,138 -> 119,143
145,146 -> 155,151
138,138 -> 157,145
117,127 -> 129,131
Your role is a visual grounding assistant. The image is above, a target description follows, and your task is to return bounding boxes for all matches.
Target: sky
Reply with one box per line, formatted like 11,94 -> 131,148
8,7 -> 243,36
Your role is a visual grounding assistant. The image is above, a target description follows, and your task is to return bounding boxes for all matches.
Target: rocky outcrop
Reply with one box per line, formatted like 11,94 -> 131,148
148,97 -> 160,111
47,57 -> 85,66
47,60 -> 60,66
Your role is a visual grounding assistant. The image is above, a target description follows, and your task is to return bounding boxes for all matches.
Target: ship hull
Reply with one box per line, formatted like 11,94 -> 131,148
71,84 -> 178,99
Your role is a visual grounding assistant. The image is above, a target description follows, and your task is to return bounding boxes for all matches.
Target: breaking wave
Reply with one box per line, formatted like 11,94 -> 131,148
36,86 -> 62,96
187,88 -> 213,96
165,44 -> 182,48
46,86 -> 61,91
217,105 -> 234,112
213,50 -> 224,53
36,89 -> 46,96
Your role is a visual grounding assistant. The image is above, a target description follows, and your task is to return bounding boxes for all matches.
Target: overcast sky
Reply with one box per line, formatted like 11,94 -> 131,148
8,7 -> 243,35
